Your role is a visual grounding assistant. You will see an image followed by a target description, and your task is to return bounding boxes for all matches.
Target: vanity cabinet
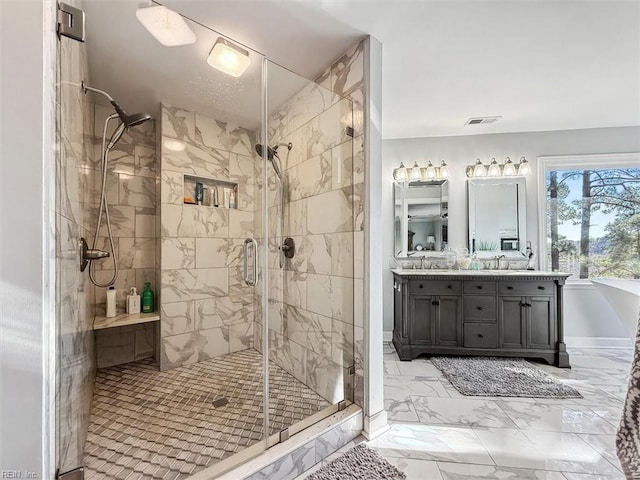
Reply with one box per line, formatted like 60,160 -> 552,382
392,271 -> 570,367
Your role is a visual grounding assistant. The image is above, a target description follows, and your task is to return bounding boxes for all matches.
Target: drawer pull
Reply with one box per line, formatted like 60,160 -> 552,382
477,306 -> 483,311
507,286 -> 514,290
538,286 -> 545,290
432,300 -> 440,306
419,284 -> 423,289
477,285 -> 483,289
477,333 -> 484,338
447,285 -> 452,289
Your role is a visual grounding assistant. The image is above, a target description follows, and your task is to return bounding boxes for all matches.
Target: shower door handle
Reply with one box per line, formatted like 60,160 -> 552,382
243,238 -> 257,287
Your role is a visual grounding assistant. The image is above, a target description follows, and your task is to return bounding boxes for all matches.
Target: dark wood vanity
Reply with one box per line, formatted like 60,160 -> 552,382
392,270 -> 571,367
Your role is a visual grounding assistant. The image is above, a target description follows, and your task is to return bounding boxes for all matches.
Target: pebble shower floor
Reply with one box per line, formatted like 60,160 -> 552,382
83,349 -> 330,479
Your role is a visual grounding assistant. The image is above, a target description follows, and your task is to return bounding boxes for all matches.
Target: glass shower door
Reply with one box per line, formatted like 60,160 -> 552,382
263,60 -> 355,443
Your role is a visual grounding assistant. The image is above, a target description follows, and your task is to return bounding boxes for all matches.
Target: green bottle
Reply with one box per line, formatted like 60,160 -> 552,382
142,282 -> 154,313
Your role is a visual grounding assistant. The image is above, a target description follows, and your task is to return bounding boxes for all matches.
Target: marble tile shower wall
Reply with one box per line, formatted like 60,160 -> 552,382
90,105 -> 158,368
56,0 -> 96,471
253,41 -> 366,405
159,104 -> 256,371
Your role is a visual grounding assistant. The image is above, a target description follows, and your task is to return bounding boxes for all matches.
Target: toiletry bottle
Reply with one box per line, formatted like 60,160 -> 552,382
127,287 -> 141,314
213,186 -> 220,207
229,189 -> 236,209
223,188 -> 231,208
142,282 -> 155,313
203,186 -> 210,206
106,285 -> 117,318
195,182 -> 204,205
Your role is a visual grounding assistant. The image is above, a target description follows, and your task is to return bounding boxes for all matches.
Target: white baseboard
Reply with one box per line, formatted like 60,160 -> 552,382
566,336 -> 632,348
383,331 -> 393,342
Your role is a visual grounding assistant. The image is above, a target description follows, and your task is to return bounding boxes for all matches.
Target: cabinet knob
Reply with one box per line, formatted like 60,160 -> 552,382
447,285 -> 452,289
477,285 -> 483,289
432,300 -> 440,306
477,333 -> 484,338
419,284 -> 423,289
538,286 -> 545,290
477,306 -> 483,311
507,286 -> 514,290
520,301 -> 526,307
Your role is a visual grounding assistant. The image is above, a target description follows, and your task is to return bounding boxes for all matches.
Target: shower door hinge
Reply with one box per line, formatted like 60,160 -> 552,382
56,467 -> 84,480
57,2 -> 85,42
345,126 -> 355,138
338,400 -> 347,411
279,428 -> 289,443
347,365 -> 355,376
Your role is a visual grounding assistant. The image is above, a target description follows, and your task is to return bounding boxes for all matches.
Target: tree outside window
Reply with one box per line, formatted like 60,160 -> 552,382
546,168 -> 640,279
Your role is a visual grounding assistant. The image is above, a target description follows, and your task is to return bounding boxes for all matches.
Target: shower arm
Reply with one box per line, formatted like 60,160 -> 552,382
82,81 -> 115,103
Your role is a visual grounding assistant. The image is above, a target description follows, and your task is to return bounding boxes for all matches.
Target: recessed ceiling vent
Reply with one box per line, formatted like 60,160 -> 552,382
465,116 -> 502,125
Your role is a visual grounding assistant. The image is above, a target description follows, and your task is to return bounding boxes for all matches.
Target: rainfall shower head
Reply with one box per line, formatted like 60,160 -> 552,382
82,82 -> 152,129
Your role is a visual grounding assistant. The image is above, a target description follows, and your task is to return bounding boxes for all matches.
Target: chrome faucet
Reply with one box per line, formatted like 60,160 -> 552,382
420,257 -> 428,269
495,254 -> 506,270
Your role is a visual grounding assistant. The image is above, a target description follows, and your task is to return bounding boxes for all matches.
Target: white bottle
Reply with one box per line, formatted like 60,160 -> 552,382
229,189 -> 236,209
106,286 -> 117,318
126,287 -> 141,314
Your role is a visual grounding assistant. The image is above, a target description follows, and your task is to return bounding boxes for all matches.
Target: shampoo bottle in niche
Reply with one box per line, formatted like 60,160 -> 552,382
106,285 -> 117,318
142,282 -> 155,313
126,287 -> 141,314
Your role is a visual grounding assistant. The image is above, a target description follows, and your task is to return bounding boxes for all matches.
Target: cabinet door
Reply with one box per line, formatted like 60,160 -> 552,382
499,296 -> 525,349
435,295 -> 462,346
409,294 -> 434,346
527,296 -> 554,350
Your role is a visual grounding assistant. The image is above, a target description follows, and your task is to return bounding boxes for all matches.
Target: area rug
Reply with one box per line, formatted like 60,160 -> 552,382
430,356 -> 582,398
306,444 -> 406,480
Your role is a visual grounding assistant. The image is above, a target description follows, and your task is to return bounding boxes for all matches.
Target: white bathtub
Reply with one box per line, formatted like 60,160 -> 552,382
591,278 -> 640,340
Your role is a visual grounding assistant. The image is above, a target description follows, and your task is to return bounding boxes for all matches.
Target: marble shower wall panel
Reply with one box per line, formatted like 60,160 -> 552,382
258,41 -> 365,405
89,103 -> 159,368
55,0 -> 97,471
160,104 -> 256,370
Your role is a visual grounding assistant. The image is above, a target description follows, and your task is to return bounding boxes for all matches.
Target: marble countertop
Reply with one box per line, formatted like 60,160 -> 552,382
391,269 -> 571,278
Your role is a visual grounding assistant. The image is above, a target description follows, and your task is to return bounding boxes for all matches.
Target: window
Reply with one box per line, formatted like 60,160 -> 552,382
539,154 -> 640,280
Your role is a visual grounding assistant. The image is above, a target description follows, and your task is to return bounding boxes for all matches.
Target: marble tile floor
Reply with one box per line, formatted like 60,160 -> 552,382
83,349 -> 330,479
297,343 -> 633,480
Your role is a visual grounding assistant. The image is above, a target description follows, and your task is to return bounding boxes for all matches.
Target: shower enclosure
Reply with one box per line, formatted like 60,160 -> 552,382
55,2 -> 358,478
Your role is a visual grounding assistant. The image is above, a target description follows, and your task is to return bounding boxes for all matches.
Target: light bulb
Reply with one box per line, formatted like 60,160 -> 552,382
503,157 -> 516,176
426,161 -> 436,179
410,161 -> 422,180
518,156 -> 530,175
394,162 -> 408,181
488,157 -> 501,177
473,159 -> 487,177
440,161 -> 449,178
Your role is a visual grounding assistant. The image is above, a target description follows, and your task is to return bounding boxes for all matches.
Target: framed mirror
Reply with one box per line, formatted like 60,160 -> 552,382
467,177 -> 526,256
394,180 -> 448,257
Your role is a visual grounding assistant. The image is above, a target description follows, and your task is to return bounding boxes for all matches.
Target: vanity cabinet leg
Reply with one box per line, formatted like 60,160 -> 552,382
556,342 -> 571,368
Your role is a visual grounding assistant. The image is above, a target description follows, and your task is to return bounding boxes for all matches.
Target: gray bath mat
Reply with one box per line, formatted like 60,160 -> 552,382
430,356 -> 582,398
306,444 -> 406,480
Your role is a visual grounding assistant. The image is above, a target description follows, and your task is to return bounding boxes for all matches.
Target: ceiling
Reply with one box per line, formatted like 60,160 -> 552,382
83,0 -> 640,139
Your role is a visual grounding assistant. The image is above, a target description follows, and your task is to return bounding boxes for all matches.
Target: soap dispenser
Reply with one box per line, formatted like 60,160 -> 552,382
127,287 -> 141,314
142,282 -> 155,313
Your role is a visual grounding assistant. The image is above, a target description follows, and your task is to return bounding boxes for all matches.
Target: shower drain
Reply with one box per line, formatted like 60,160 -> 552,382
212,397 -> 229,408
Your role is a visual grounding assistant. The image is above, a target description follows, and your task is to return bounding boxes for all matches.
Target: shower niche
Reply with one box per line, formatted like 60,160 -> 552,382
182,174 -> 238,209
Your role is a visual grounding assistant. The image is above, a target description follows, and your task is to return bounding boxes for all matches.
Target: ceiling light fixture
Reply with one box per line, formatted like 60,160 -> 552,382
207,37 -> 251,77
465,156 -> 530,178
136,5 -> 196,47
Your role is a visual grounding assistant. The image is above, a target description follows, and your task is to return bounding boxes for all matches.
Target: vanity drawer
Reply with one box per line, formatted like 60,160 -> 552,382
464,281 -> 497,294
409,280 -> 462,295
499,281 -> 554,296
463,296 -> 497,322
464,323 -> 498,349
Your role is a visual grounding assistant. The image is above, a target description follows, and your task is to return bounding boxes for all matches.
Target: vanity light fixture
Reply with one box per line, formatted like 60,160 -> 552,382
465,156 -> 530,178
473,158 -> 487,177
440,160 -> 449,178
518,156 -> 531,175
207,37 -> 251,77
487,157 -> 501,177
136,5 -> 196,47
410,161 -> 422,180
393,160 -> 450,182
393,162 -> 409,181
503,157 -> 517,176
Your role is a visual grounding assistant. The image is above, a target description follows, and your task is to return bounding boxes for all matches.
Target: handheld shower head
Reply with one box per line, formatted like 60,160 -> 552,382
82,82 -> 152,129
